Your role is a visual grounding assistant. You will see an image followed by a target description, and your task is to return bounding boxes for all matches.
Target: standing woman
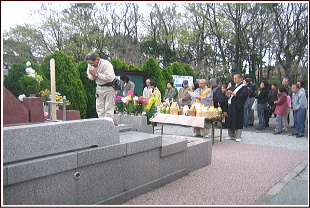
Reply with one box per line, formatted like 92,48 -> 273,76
269,83 -> 278,118
273,86 -> 288,134
255,81 -> 269,130
163,81 -> 177,102
149,81 -> 162,105
120,74 -> 135,96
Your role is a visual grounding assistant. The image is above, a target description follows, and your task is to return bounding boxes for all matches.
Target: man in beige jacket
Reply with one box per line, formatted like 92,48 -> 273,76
86,53 -> 116,120
178,80 -> 192,107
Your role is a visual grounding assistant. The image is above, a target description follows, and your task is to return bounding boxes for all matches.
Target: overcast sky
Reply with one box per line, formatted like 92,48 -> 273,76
1,1 -> 42,31
1,1 -> 165,32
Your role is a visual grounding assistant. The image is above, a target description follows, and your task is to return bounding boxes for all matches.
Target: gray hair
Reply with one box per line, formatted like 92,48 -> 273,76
85,53 -> 99,61
199,79 -> 207,84
210,78 -> 217,83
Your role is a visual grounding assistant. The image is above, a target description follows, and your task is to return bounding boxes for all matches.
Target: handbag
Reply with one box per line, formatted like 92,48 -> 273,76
112,78 -> 122,90
264,103 -> 272,111
251,99 -> 258,111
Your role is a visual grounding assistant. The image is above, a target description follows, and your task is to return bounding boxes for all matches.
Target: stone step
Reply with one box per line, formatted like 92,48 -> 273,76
116,123 -> 132,133
119,131 -> 162,155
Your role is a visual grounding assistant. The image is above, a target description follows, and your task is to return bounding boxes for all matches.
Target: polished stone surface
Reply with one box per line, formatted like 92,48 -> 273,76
23,97 -> 45,123
3,86 -> 29,125
3,118 -> 119,163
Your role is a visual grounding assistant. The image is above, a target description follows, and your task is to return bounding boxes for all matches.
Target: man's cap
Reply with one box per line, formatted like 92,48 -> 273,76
183,80 -> 188,84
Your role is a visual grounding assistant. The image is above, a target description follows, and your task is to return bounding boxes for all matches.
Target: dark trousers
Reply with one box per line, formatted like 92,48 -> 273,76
264,109 -> 270,125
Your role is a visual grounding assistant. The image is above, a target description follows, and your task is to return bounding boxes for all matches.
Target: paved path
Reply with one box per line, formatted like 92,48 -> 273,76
124,115 -> 308,206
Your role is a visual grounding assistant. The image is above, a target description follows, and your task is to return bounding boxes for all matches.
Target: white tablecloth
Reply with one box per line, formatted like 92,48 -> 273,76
150,114 -> 206,128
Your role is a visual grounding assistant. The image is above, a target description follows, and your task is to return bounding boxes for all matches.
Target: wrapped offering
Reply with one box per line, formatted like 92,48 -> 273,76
189,104 -> 196,117
170,102 -> 179,115
178,107 -> 183,115
166,106 -> 170,114
182,105 -> 189,116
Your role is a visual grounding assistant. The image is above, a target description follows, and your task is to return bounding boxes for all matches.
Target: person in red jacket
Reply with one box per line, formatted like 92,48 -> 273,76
273,86 -> 288,134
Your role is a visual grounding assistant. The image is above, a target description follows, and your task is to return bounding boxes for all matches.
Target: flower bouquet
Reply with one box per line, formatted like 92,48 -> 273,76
39,89 -> 51,106
115,95 -> 134,115
144,96 -> 159,124
132,96 -> 149,115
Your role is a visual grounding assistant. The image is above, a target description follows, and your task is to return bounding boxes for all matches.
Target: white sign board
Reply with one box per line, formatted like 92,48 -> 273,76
172,75 -> 193,91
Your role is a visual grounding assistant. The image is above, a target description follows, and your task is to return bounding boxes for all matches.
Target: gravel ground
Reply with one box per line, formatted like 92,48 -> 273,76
154,115 -> 308,151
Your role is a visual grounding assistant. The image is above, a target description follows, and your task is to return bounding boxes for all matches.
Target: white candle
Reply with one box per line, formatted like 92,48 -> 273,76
50,58 -> 57,120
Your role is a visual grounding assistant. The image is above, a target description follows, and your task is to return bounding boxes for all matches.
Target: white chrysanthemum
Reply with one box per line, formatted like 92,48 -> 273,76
26,61 -> 31,66
133,96 -> 139,101
25,67 -> 35,76
18,94 -> 26,101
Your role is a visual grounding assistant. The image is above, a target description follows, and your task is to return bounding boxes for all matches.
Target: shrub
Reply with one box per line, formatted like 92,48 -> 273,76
109,58 -> 129,70
77,60 -> 97,118
19,75 -> 40,96
140,57 -> 165,99
40,50 -> 87,118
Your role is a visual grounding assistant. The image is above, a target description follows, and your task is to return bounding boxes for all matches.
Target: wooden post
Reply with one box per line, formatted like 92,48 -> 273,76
50,58 -> 57,120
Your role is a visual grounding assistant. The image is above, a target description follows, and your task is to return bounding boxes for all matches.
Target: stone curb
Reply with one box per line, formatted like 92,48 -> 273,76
252,157 -> 308,205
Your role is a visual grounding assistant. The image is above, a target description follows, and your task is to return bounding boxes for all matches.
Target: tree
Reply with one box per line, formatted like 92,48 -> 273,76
40,50 -> 87,118
128,64 -> 140,71
271,3 -> 308,78
3,60 -> 49,97
77,60 -> 97,118
169,61 -> 186,75
3,26 -> 48,68
183,64 -> 196,80
161,67 -> 173,83
140,57 -> 165,96
109,58 -> 129,70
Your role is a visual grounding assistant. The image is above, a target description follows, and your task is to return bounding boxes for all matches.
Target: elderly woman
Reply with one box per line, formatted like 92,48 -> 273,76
163,81 -> 177,102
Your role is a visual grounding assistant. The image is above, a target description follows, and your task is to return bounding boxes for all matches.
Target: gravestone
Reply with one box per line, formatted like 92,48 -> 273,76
23,97 -> 45,122
3,86 -> 29,125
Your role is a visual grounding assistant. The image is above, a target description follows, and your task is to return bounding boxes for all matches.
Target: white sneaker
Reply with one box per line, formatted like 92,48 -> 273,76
224,137 -> 234,140
193,133 -> 202,137
235,138 -> 242,142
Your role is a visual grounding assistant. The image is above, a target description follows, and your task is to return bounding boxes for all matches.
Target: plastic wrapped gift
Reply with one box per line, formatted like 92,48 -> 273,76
178,107 -> 183,115
182,105 -> 189,116
196,108 -> 202,117
203,107 -> 218,118
166,106 -> 170,114
160,106 -> 166,114
188,105 -> 196,116
170,102 -> 179,115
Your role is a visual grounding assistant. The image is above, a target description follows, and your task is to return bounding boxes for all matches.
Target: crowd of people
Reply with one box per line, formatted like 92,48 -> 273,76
86,53 -> 307,139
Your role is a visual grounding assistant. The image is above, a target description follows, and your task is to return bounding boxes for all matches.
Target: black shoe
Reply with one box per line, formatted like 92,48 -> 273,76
248,123 -> 253,126
296,134 -> 304,138
292,133 -> 299,136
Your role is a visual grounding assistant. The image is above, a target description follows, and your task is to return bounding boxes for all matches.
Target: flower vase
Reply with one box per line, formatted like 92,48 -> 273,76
29,93 -> 37,97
